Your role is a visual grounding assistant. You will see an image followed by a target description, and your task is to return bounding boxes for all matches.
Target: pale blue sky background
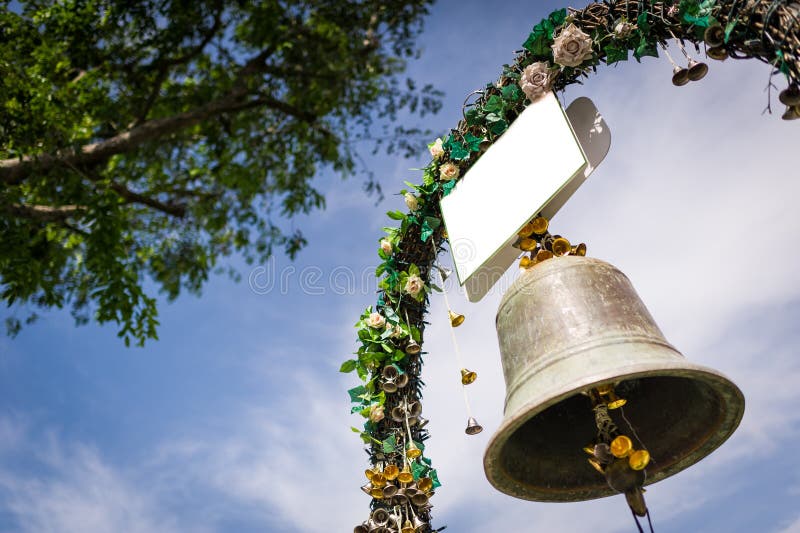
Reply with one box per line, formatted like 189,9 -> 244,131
2,1 -> 800,532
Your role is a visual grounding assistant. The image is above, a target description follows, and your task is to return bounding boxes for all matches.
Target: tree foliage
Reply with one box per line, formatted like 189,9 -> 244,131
0,0 -> 441,345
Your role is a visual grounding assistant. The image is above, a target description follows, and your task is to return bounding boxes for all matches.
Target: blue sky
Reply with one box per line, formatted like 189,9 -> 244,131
2,1 -> 800,532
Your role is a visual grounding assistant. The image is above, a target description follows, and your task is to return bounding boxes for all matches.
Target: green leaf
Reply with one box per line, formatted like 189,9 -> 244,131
411,461 -> 428,480
634,38 -> 658,60
347,385 -> 367,403
391,349 -> 406,362
500,84 -> 523,104
724,20 -> 737,43
408,264 -> 420,276
430,468 -> 441,488
442,180 -> 457,197
488,118 -> 508,136
383,435 -> 397,453
483,95 -> 504,114
386,210 -> 406,221
421,220 -> 434,243
604,44 -> 628,65
356,362 -> 368,381
339,359 -> 357,373
449,141 -> 470,161
465,107 -> 483,126
637,13 -> 650,34
548,8 -> 567,27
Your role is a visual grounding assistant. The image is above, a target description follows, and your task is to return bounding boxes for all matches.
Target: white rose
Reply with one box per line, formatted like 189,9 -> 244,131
369,404 -> 385,423
439,162 -> 460,181
614,20 -> 636,39
386,324 -> 403,338
429,138 -> 444,159
380,239 -> 392,254
366,312 -> 386,329
519,62 -> 552,102
404,274 -> 424,298
552,23 -> 594,68
404,193 -> 419,211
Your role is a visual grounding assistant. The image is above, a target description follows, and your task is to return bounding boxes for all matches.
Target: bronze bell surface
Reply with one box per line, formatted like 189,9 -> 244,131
484,256 -> 744,502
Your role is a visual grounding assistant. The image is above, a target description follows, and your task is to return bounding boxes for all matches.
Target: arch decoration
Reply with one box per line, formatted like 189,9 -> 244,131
340,1 -> 799,531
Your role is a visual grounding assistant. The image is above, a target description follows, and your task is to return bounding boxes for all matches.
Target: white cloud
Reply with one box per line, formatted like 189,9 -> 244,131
0,424 -> 186,533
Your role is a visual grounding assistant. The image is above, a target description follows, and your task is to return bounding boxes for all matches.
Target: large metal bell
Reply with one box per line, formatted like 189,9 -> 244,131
484,256 -> 744,502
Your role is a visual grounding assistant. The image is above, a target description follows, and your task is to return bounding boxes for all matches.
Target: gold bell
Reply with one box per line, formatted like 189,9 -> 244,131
370,485 -> 384,498
782,105 -> 800,121
687,58 -> 708,81
397,464 -> 414,484
779,85 -> 800,106
519,255 -> 533,269
519,238 -> 537,251
703,24 -> 725,47
411,490 -> 430,506
405,339 -> 421,355
465,416 -> 483,435
461,368 -> 477,385
411,514 -> 426,530
707,46 -> 728,61
371,472 -> 387,487
629,449 -> 651,471
531,216 -> 549,234
571,243 -> 587,257
383,464 -> 399,480
365,468 -> 377,481
417,476 -> 433,492
598,384 -> 626,409
551,237 -> 571,257
610,435 -> 634,458
535,249 -> 553,263
448,310 -> 465,327
671,64 -> 690,86
401,519 -> 415,533
587,458 -> 605,474
517,221 -> 536,237
406,441 -> 422,459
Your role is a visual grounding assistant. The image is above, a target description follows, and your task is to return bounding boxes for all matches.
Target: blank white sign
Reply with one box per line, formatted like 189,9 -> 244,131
440,91 -> 587,299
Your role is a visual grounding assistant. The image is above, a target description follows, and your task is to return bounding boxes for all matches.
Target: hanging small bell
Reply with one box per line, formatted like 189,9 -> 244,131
629,449 -> 651,471
382,365 -> 399,380
354,523 -> 369,533
706,46 -> 728,61
383,464 -> 399,480
370,472 -> 387,487
461,368 -> 478,385
361,483 -> 373,496
369,485 -> 384,499
535,249 -> 553,263
407,401 -> 422,418
551,236 -> 571,257
571,243 -> 587,257
519,255 -> 533,269
779,84 -> 800,106
406,441 -> 422,459
531,216 -> 549,234
411,514 -> 427,530
416,417 -> 429,429
687,58 -> 708,81
782,105 -> 800,121
395,372 -> 409,389
397,464 -> 414,484
517,220 -> 536,237
597,384 -> 626,409
465,416 -> 484,435
391,406 -> 406,422
448,310 -> 465,327
485,256 -> 744,502
610,435 -> 633,458
703,24 -> 725,47
411,490 -> 430,506
417,476 -> 434,492
371,508 -> 391,526
401,519 -> 415,533
405,338 -> 421,355
671,64 -> 690,86
381,379 -> 398,394
519,238 -> 537,251
381,483 -> 398,499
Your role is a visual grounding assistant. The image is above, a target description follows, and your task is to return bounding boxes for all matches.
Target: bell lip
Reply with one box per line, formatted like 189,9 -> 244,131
483,360 -> 745,502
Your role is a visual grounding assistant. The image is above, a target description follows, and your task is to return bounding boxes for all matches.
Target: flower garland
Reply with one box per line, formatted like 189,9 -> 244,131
341,1 -> 799,531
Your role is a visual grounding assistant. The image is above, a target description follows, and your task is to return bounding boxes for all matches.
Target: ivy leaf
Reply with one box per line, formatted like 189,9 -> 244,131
483,95 -> 504,114
449,141 -> 470,161
356,362 -> 368,381
634,37 -> 658,60
386,210 -> 405,220
391,349 -> 406,362
465,107 -> 483,126
548,8 -> 567,27
604,44 -> 628,65
348,385 -> 367,403
637,13 -> 650,34
411,461 -> 428,480
500,84 -> 523,104
442,180 -> 457,197
420,220 -> 434,243
383,435 -> 397,453
430,468 -> 441,488
488,117 -> 508,136
724,20 -> 737,43
339,359 -> 357,373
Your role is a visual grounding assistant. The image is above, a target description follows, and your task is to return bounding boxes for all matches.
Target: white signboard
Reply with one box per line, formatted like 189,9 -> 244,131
440,93 -> 611,302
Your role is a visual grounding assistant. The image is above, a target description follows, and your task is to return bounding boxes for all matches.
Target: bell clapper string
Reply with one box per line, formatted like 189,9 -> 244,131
659,41 -> 680,68
430,239 -> 476,420
619,406 -> 656,465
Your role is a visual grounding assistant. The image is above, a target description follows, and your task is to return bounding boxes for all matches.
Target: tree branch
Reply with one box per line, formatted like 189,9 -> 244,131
4,203 -> 85,222
0,89 -> 319,186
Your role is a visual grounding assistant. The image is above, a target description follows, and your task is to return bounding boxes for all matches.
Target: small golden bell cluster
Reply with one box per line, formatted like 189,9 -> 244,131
359,463 -> 434,532
585,435 -> 651,475
515,216 -> 587,270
